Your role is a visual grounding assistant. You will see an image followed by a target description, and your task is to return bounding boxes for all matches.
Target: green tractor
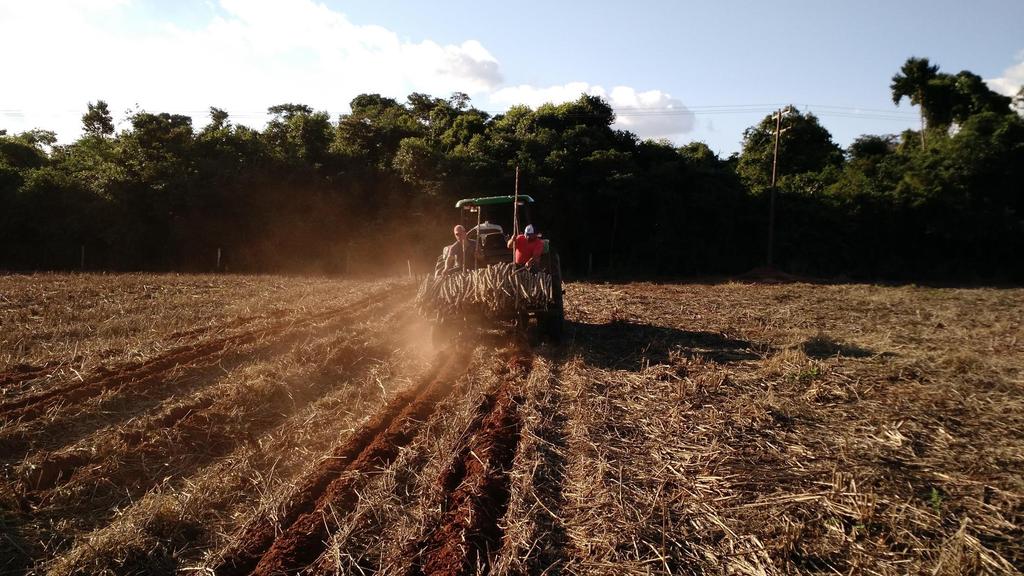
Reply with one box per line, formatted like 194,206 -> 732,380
429,194 -> 564,342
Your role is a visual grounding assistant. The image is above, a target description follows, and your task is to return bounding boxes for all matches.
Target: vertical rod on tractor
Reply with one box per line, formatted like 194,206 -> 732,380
512,166 -> 521,314
513,166 -> 520,236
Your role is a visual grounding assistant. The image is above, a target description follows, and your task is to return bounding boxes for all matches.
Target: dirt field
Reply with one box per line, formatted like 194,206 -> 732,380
1,274 -> 1022,575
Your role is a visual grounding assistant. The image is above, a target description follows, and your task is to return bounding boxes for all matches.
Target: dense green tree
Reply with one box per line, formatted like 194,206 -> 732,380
82,100 -> 115,137
847,134 -> 897,161
736,108 -> 843,192
266,103 -> 313,119
449,91 -> 471,111
393,136 -> 441,190
406,92 -> 441,123
207,107 -> 230,131
951,71 -> 1013,121
892,59 -> 1013,140
0,132 -> 53,267
0,132 -> 50,170
677,141 -> 718,165
334,94 -> 420,170
2,59 -> 1021,280
118,112 -> 194,182
263,103 -> 332,166
107,112 -> 196,267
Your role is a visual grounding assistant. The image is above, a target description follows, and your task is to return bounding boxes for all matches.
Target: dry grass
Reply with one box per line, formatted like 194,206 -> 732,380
493,353 -> 569,575
0,273 -> 390,382
1,275 -> 1022,575
0,275 -> 419,574
311,345 -> 498,575
43,306 -> 430,575
547,281 -> 1024,575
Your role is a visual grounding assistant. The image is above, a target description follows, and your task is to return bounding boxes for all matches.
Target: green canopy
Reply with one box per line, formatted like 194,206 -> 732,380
455,195 -> 534,208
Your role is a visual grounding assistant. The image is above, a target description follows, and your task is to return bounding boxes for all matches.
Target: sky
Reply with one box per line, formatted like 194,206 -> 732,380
2,0 -> 1022,156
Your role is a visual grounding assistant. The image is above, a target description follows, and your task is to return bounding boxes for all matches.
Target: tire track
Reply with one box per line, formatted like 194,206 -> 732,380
492,353 -> 571,575
18,340 -> 391,545
213,344 -> 471,576
519,357 -> 570,574
0,288 -> 410,463
0,311 -> 268,393
0,284 -> 407,424
406,347 -> 531,576
0,362 -> 66,389
20,338 -> 392,494
14,305 -> 421,568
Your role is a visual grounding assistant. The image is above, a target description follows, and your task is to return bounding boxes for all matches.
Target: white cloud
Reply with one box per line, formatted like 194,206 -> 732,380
0,0 -> 502,140
987,51 -> 1024,97
490,82 -> 694,140
490,82 -> 607,108
608,86 -> 695,139
0,0 -> 690,144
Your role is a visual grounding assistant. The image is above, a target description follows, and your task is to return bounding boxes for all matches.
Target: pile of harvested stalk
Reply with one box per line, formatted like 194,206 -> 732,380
416,262 -> 553,319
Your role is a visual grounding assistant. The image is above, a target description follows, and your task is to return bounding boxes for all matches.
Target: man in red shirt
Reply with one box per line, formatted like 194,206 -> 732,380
507,224 -> 545,268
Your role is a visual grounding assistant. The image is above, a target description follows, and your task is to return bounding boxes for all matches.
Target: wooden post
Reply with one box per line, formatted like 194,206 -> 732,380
216,247 -> 222,271
407,260 -> 412,278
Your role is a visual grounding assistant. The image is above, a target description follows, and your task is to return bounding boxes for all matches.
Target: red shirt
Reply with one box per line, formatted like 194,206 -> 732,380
512,234 -> 544,265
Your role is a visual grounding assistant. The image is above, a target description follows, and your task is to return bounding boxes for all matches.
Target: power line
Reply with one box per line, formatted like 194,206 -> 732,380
0,102 -> 921,120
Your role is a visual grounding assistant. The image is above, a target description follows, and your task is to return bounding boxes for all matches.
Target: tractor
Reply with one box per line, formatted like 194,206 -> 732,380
428,194 -> 564,343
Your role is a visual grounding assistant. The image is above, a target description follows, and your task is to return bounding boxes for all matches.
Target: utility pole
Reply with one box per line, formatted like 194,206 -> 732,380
918,88 -> 926,147
767,108 -> 782,268
767,106 -> 794,268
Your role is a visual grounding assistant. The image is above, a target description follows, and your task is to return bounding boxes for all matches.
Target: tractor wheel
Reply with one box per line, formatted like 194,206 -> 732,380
431,319 -> 458,347
514,310 -> 530,331
512,310 -> 531,341
540,253 -> 564,343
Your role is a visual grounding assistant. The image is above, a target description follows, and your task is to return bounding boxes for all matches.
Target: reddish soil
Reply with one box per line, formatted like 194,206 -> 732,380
408,350 -> 529,576
0,362 -> 63,388
0,287 -> 404,424
214,346 -> 470,576
165,312 -> 263,341
21,341 -> 393,499
22,451 -> 91,491
119,396 -> 218,447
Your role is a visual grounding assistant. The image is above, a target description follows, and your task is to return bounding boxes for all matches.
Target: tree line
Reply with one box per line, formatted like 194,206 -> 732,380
1,57 -> 1022,280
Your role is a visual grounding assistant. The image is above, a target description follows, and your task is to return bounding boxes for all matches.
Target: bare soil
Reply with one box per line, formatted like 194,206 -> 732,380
0,274 -> 1021,575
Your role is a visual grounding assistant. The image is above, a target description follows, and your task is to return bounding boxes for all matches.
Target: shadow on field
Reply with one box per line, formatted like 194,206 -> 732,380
800,335 -> 875,359
566,320 -> 761,370
0,510 -> 33,575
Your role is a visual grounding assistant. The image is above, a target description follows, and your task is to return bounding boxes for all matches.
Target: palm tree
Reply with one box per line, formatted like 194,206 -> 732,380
891,57 -> 939,145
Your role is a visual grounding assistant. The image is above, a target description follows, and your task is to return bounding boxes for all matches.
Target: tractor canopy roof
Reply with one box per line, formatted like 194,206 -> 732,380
455,195 -> 534,208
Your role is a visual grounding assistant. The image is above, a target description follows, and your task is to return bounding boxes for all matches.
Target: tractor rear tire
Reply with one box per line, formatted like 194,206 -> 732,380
431,319 -> 457,347
540,253 -> 564,343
